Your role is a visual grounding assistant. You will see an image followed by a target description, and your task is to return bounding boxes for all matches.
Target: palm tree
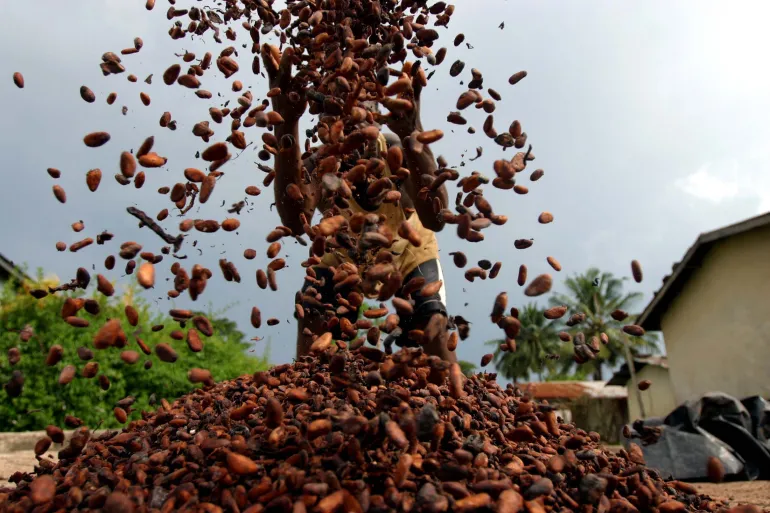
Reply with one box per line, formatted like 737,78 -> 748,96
458,360 -> 477,376
548,268 -> 658,381
485,303 -> 560,383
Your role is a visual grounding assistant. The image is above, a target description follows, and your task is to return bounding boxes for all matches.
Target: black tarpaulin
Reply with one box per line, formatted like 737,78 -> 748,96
623,393 -> 770,481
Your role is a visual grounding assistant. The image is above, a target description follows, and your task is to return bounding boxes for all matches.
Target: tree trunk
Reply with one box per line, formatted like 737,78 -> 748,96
592,364 -> 603,382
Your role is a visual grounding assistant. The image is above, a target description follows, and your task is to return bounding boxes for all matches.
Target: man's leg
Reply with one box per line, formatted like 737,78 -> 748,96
397,259 -> 457,363
296,313 -> 326,359
296,266 -> 359,359
296,266 -> 334,359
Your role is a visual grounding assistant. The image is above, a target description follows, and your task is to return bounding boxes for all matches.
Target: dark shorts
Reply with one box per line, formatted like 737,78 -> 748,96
300,259 -> 448,348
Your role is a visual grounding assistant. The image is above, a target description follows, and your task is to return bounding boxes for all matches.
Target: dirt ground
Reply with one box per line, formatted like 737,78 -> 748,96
695,482 -> 770,509
0,448 -> 768,509
0,451 -> 43,488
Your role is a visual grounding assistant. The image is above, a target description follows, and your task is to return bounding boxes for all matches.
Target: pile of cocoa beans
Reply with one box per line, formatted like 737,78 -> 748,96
0,347 -> 742,513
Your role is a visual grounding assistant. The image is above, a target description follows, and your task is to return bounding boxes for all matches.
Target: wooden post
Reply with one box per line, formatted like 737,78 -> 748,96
621,333 -> 647,419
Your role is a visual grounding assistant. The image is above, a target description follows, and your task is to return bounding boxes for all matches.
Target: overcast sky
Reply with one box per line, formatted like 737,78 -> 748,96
1,1 -> 768,382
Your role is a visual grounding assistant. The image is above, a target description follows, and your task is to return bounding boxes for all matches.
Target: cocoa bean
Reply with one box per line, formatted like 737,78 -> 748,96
13,72 -> 24,88
524,274 -> 552,297
83,131 -> 111,147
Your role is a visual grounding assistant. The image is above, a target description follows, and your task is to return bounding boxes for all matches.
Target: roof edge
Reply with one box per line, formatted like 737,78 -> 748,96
0,253 -> 30,283
637,212 -> 770,330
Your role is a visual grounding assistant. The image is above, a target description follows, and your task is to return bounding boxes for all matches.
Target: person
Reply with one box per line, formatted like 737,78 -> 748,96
262,47 -> 454,362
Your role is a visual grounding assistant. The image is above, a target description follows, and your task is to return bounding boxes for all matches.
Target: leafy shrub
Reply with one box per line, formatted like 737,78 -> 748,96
0,270 -> 268,431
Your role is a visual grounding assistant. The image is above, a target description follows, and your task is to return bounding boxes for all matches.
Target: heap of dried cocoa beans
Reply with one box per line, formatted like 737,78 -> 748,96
1,347 -> 740,513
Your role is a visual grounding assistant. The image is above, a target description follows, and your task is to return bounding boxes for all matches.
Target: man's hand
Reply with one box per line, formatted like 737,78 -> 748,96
261,45 -> 307,125
384,68 -> 424,139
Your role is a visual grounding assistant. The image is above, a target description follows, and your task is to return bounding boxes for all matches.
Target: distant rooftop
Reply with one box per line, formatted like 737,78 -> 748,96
0,252 -> 29,283
606,355 -> 669,387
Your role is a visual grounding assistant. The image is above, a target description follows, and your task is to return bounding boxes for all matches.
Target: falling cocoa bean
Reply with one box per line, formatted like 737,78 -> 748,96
83,131 -> 111,148
524,274 -> 552,297
13,72 -> 24,88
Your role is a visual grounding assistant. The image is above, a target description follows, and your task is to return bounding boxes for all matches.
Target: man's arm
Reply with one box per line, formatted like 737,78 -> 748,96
401,137 -> 448,232
272,123 -> 318,234
260,44 -> 317,235
385,132 -> 448,232
382,70 -> 448,232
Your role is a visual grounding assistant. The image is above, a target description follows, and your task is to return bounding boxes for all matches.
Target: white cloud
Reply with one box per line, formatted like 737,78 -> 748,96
674,163 -> 740,203
674,157 -> 770,214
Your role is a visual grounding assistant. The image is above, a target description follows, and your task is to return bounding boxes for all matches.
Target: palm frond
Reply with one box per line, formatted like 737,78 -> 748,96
612,291 -> 644,311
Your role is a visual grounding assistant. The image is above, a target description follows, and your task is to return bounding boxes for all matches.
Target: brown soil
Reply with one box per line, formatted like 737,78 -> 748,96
0,452 -> 43,488
693,481 -> 770,509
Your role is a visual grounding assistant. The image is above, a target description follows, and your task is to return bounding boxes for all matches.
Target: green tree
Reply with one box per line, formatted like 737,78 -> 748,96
548,268 -> 658,381
458,360 -> 477,376
544,367 -> 590,381
485,303 -> 560,383
0,270 -> 268,432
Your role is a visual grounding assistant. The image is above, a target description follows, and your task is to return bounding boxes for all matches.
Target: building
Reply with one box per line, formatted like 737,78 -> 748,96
607,356 -> 676,421
0,253 -> 29,287
516,381 -> 628,443
637,212 -> 770,404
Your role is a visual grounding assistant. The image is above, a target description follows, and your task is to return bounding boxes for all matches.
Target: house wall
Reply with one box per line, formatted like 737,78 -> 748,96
626,366 -> 677,420
661,224 -> 770,403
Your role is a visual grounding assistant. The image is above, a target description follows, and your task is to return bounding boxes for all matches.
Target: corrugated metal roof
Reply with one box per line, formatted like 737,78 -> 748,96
606,355 -> 668,387
517,381 -> 628,400
637,211 -> 770,331
634,355 -> 668,368
0,253 -> 29,283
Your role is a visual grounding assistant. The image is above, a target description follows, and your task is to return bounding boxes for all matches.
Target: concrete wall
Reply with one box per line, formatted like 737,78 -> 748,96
627,365 -> 677,420
661,224 -> 770,403
551,398 -> 628,444
0,431 -> 73,453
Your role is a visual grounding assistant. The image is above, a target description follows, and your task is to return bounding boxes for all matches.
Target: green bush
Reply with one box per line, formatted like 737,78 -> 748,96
0,270 -> 269,432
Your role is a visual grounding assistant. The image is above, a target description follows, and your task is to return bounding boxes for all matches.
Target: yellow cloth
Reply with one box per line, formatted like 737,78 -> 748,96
320,133 -> 439,279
